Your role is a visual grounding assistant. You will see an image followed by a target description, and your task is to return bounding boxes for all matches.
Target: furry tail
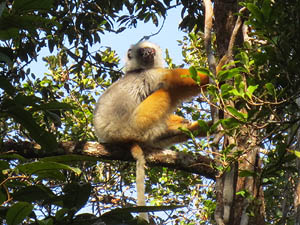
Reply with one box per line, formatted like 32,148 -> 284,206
131,143 -> 148,222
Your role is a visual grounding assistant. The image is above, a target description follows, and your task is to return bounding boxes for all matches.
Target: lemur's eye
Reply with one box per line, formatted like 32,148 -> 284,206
127,49 -> 132,59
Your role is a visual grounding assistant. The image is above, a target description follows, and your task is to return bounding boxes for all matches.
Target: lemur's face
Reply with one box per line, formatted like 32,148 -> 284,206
125,41 -> 163,72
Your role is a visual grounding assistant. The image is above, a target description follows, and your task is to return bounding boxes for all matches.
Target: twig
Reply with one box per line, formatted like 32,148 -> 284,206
139,17 -> 166,42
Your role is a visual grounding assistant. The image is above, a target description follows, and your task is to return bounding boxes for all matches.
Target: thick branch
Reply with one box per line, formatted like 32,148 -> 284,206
227,7 -> 246,57
216,7 -> 246,73
203,0 -> 216,75
1,140 -> 216,180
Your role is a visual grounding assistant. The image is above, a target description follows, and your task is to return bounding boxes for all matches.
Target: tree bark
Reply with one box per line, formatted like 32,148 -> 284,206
294,99 -> 300,225
214,0 -> 243,58
1,140 -> 216,180
212,0 -> 265,224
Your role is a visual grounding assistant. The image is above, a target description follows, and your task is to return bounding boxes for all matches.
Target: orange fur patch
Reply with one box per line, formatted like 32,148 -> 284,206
134,89 -> 172,129
164,68 -> 209,88
133,68 -> 209,131
167,115 -> 188,130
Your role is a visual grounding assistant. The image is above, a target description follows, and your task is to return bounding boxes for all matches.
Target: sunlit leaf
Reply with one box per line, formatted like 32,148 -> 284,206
188,66 -> 200,84
226,106 -> 247,121
220,118 -> 240,130
291,150 -> 300,159
239,52 -> 249,66
265,83 -> 276,96
246,85 -> 259,98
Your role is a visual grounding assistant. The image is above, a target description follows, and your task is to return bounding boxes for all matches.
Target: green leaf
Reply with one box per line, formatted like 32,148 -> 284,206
247,3 -> 264,24
0,47 -> 14,66
226,106 -> 248,122
0,15 -> 51,32
13,185 -> 55,202
220,118 -> 240,130
265,83 -> 276,96
103,205 -> 184,216
35,170 -> 66,181
261,0 -> 272,22
239,52 -> 249,66
239,170 -> 256,177
62,183 -> 91,210
291,150 -> 300,159
0,160 -> 9,170
197,67 -> 210,76
219,67 -> 242,83
6,202 -> 33,225
0,76 -> 16,96
17,161 -> 81,176
236,190 -> 247,197
179,127 -> 193,137
14,94 -> 41,106
196,120 -> 210,135
0,153 -> 27,162
38,218 -> 53,225
220,83 -> 234,98
246,85 -> 258,98
12,0 -> 54,13
229,88 -> 243,98
0,2 -> 5,17
41,154 -> 98,163
3,99 -> 58,152
0,189 -> 6,205
101,210 -> 133,224
31,102 -> 73,111
210,120 -> 221,133
55,208 -> 69,221
0,52 -> 13,68
188,66 -> 199,83
218,70 -> 231,82
0,28 -> 19,40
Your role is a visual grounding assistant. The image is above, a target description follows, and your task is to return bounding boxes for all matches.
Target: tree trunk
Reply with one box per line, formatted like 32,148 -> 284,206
294,99 -> 300,225
212,0 -> 265,224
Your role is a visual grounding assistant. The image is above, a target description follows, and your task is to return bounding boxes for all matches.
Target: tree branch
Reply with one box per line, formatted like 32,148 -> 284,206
2,140 -> 216,180
203,0 -> 216,75
227,7 -> 246,58
216,7 -> 246,73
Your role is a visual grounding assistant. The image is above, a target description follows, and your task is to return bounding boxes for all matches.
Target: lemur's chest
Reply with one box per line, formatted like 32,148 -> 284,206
121,72 -> 163,103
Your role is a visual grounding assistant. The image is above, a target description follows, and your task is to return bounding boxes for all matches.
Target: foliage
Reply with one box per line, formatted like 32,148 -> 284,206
1,0 -> 300,224
208,0 -> 300,223
179,0 -> 300,223
242,0 -> 300,223
0,0 -> 208,224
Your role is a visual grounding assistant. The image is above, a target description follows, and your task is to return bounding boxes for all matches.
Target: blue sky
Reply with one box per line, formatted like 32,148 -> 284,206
30,6 -> 186,75
99,6 -> 186,65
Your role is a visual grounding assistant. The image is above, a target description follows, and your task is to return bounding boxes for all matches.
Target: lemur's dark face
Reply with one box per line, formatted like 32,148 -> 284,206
127,46 -> 156,68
